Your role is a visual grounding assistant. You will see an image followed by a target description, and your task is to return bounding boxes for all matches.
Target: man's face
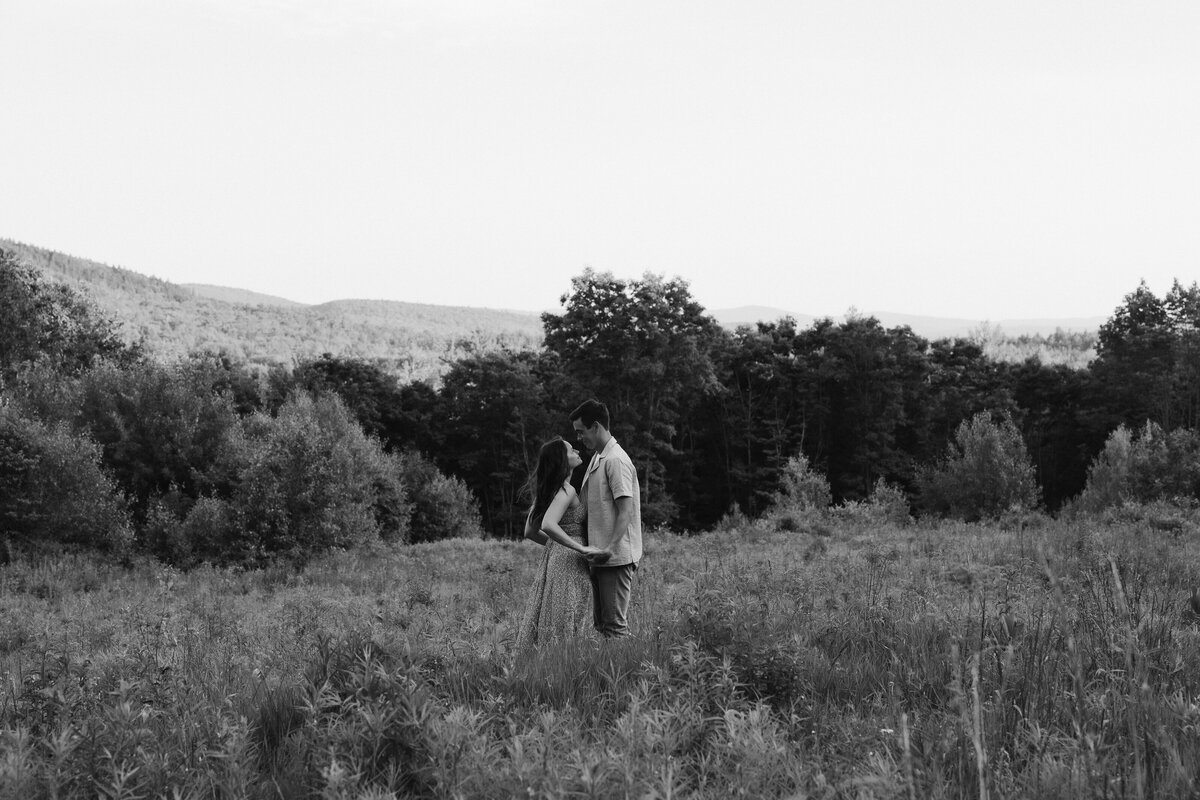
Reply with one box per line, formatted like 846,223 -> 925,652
573,419 -> 598,452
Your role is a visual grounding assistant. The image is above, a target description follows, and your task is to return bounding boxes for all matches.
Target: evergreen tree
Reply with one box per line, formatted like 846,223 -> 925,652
1012,359 -> 1090,510
434,350 -> 558,538
1090,281 -> 1175,430
801,316 -> 929,501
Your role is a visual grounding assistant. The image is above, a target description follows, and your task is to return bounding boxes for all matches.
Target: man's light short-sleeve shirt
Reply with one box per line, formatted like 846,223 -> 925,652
582,437 -> 642,566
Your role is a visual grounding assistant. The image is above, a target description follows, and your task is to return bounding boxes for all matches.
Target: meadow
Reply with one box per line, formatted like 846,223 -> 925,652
2,507 -> 1200,799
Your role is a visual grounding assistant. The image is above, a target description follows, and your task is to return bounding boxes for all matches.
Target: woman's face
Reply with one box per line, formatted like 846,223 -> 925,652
563,440 -> 583,470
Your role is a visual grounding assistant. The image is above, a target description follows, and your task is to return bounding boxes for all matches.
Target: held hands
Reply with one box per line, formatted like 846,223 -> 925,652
581,546 -> 612,565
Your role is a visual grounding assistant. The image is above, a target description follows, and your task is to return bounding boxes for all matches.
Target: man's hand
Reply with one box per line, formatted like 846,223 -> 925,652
583,547 -> 612,565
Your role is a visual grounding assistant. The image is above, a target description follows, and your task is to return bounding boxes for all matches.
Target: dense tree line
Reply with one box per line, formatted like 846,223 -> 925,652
389,272 -> 1200,534
297,269 -> 1200,535
6,245 -> 1200,558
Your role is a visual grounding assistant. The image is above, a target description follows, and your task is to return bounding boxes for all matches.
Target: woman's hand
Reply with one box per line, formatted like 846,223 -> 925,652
581,546 -> 612,564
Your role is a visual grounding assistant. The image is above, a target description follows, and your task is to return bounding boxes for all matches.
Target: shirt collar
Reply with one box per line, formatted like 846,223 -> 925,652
587,437 -> 617,470
597,436 -> 618,459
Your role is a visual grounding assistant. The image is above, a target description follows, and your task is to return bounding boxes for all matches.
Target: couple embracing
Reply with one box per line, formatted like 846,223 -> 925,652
514,399 -> 643,648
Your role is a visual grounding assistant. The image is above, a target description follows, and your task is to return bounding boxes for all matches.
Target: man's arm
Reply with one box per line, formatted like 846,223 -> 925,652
605,455 -> 637,550
612,495 -> 634,549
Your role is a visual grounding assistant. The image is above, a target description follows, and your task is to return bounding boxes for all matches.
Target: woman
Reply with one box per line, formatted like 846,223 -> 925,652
514,437 -> 610,649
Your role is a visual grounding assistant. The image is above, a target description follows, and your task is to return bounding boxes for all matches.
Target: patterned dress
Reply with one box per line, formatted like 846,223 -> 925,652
515,504 -> 594,649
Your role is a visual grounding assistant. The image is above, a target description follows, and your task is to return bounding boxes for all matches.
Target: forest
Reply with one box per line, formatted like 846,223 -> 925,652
3,244 -> 1200,558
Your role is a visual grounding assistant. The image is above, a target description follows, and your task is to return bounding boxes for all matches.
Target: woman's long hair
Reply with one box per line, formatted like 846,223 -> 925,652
528,437 -> 571,523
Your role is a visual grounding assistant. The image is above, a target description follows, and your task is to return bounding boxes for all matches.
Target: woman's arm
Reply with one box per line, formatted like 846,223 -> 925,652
523,507 -> 548,545
541,486 -> 607,558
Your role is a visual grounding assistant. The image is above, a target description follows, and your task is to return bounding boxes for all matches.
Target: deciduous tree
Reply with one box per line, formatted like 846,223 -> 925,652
542,270 -> 723,526
0,248 -> 131,382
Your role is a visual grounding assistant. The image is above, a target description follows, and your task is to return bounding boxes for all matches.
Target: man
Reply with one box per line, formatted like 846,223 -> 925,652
571,399 -> 642,638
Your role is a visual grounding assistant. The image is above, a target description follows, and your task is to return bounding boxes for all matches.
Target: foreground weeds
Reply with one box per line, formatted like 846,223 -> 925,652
2,517 -> 1200,797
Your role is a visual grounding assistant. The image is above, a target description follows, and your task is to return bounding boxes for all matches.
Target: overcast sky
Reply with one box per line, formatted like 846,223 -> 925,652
3,1 -> 1198,320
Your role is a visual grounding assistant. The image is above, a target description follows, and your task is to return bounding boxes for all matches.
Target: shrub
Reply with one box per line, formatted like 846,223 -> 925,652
867,477 -> 912,526
771,453 -> 831,513
1075,422 -> 1200,514
711,503 -> 752,534
140,498 -> 189,565
396,450 -> 485,544
0,402 -> 132,555
917,410 -> 1039,521
774,513 -> 803,532
829,478 -> 912,527
75,383 -> 487,566
217,393 -> 412,565
1074,425 -> 1135,514
71,360 -> 243,520
764,454 -> 832,533
134,393 -> 415,567
142,496 -> 239,568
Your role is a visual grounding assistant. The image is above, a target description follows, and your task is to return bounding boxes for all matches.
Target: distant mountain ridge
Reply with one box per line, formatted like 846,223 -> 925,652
183,283 -> 303,308
3,238 -> 1102,379
2,239 -> 544,382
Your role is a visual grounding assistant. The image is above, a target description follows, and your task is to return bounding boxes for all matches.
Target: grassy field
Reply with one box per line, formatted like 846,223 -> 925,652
2,508 -> 1199,799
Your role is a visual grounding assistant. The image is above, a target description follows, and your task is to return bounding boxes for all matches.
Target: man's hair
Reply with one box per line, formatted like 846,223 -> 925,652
570,399 -> 610,430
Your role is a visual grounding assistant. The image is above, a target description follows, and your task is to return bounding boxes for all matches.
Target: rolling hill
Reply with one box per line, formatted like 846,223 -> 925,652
2,239 -> 544,383
182,284 -> 303,308
4,238 -> 1103,378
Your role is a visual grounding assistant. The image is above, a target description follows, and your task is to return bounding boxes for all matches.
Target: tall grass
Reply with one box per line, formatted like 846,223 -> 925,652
2,511 -> 1199,797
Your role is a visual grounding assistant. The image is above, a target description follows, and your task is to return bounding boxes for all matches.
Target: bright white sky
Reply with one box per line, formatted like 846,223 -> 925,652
2,1 -> 1198,320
